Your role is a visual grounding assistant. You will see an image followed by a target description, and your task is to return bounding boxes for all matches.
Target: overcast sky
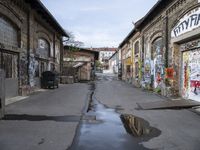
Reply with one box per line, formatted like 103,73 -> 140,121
41,0 -> 157,48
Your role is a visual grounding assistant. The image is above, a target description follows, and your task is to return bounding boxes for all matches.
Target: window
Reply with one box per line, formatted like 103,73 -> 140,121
134,41 -> 139,55
135,62 -> 139,77
37,38 -> 50,59
152,38 -> 163,59
55,44 -> 60,64
127,65 -> 131,73
0,51 -> 18,78
0,17 -> 18,47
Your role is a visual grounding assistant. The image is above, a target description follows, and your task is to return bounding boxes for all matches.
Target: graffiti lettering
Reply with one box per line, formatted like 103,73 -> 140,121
191,80 -> 200,88
172,8 -> 200,38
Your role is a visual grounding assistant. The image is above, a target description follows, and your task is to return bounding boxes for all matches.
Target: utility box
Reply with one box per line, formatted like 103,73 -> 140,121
0,69 -> 5,119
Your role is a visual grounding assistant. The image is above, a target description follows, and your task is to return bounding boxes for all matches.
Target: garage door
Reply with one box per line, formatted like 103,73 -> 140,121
182,48 -> 200,102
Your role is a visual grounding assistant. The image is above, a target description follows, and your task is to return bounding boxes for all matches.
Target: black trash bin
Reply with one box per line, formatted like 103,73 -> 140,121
41,71 -> 59,89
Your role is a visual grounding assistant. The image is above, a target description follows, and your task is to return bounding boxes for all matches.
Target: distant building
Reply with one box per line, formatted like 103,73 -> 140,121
92,48 -> 117,70
109,50 -> 119,74
63,46 -> 99,81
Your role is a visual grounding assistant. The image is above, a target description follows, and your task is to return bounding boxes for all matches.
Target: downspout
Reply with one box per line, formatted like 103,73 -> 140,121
53,33 -> 56,64
27,9 -> 30,85
141,34 -> 145,84
165,16 -> 169,68
60,37 -> 64,74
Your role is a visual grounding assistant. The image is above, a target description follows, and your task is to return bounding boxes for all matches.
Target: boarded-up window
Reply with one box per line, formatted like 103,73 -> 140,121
0,17 -> 18,47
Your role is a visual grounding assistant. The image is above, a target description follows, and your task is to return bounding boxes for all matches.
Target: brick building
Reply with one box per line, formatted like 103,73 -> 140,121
120,0 -> 200,102
0,0 -> 68,99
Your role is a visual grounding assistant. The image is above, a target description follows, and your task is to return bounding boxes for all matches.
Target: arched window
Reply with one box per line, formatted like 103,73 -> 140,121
151,37 -> 164,88
134,41 -> 139,55
152,38 -> 163,59
37,38 -> 50,59
0,16 -> 18,47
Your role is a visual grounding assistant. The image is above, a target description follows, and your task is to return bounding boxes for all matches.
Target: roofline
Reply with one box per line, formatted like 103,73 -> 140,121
32,0 -> 69,37
118,0 -> 174,49
118,28 -> 136,48
64,45 -> 99,54
64,45 -> 99,60
109,49 -> 118,60
135,0 -> 162,28
135,0 -> 174,29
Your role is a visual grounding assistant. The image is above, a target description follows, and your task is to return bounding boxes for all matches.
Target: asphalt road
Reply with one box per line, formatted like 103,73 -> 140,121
0,74 -> 200,150
0,83 -> 89,150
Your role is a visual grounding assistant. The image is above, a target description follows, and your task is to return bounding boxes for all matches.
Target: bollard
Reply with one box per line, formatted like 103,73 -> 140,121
0,69 -> 5,119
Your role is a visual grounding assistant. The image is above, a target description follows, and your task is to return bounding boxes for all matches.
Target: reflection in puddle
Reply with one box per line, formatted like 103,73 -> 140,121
120,114 -> 151,137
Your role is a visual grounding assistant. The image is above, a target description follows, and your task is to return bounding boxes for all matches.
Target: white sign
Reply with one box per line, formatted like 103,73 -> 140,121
171,7 -> 200,38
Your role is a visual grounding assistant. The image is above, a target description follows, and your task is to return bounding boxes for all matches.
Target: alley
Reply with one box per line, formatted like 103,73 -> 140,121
1,0 -> 200,149
1,74 -> 200,150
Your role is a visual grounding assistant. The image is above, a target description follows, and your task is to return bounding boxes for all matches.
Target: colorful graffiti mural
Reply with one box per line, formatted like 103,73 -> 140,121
152,38 -> 164,88
144,59 -> 151,84
165,68 -> 174,79
143,38 -> 165,89
29,53 -> 38,87
182,49 -> 200,102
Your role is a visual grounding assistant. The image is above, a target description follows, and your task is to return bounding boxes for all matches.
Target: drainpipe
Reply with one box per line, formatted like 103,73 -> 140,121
53,33 -> 56,64
141,34 -> 145,83
60,37 -> 64,75
27,9 -> 30,85
165,16 -> 169,68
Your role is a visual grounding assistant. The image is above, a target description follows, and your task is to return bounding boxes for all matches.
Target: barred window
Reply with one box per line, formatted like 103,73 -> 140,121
0,16 -> 18,47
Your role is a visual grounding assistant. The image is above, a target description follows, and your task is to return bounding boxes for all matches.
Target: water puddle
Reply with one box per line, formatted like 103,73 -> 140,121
69,83 -> 161,150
